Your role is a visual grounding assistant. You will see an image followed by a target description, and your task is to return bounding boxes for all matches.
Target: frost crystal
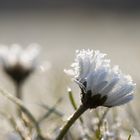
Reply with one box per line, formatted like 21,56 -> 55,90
65,49 -> 135,108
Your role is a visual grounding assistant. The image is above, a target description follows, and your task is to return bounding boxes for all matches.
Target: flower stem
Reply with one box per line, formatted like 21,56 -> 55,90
56,104 -> 88,140
15,82 -> 23,117
16,82 -> 23,100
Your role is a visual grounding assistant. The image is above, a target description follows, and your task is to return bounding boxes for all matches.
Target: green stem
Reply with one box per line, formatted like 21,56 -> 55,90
56,104 -> 88,140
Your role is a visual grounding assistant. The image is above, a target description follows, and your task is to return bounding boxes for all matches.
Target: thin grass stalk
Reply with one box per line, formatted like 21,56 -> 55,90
0,88 -> 45,140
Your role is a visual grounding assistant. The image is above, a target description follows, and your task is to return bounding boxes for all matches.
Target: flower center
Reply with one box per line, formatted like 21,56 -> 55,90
81,90 -> 107,108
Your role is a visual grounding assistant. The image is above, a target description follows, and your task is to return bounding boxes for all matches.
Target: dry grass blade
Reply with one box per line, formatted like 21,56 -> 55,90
98,108 -> 110,128
8,116 -> 26,140
39,104 -> 63,117
0,88 -> 45,140
38,98 -> 64,124
0,112 -> 26,140
126,105 -> 140,133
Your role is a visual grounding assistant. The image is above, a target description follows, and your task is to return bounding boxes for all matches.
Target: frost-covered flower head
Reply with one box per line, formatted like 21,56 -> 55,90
65,49 -> 135,108
0,44 -> 40,83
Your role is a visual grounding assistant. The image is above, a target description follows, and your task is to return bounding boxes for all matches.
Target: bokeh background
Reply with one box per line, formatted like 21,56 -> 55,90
0,0 -> 140,139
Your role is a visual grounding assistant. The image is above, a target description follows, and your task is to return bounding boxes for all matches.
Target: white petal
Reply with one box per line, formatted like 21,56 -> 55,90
105,94 -> 133,107
104,84 -> 134,105
96,68 -> 108,83
64,69 -> 75,76
21,44 -> 40,62
0,46 -> 8,63
10,44 -> 22,56
100,77 -> 119,95
86,72 -> 97,91
93,81 -> 108,95
80,59 -> 91,80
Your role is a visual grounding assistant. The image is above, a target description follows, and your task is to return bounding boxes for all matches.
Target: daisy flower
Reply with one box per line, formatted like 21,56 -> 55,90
0,44 -> 40,83
65,49 -> 135,108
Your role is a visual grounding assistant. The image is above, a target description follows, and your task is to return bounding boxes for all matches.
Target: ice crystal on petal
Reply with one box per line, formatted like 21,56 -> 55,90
65,49 -> 135,108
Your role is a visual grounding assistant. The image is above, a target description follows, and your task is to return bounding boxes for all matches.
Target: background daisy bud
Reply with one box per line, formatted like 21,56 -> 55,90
65,49 -> 135,109
0,44 -> 40,84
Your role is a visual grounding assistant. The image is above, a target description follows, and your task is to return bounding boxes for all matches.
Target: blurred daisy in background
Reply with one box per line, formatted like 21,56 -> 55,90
0,44 -> 40,84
